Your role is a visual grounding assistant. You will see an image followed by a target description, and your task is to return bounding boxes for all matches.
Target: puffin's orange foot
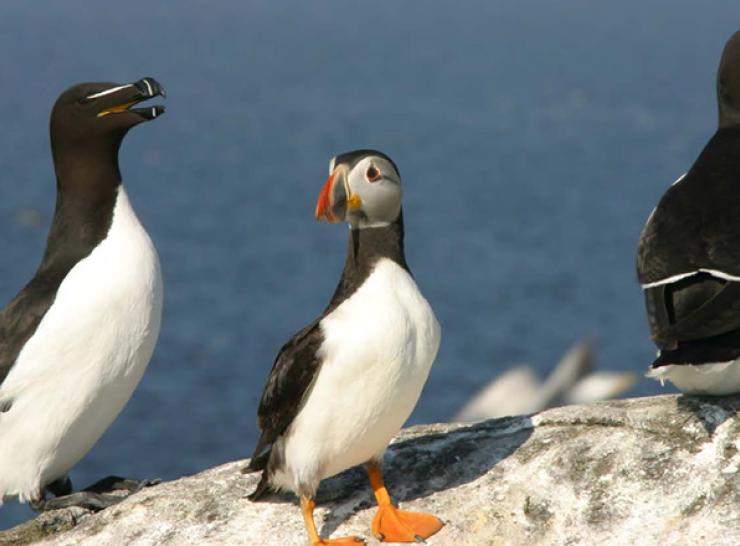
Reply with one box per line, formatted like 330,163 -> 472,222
313,537 -> 365,545
371,504 -> 444,542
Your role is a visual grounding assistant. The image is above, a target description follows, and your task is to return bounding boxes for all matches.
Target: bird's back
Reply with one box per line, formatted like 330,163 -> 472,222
638,127 -> 740,286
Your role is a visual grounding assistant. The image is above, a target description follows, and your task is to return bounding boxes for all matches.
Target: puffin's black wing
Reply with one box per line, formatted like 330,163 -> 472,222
637,128 -> 740,351
246,320 -> 325,471
0,277 -> 57,388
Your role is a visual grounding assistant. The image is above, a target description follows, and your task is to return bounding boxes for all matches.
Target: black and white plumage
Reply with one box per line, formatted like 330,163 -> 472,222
637,31 -> 740,394
0,78 -> 165,508
246,150 -> 443,544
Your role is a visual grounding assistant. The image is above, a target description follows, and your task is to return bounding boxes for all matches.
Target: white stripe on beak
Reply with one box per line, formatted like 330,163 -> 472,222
85,84 -> 134,100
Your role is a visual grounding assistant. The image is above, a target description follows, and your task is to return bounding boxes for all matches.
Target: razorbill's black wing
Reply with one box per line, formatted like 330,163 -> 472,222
0,283 -> 56,386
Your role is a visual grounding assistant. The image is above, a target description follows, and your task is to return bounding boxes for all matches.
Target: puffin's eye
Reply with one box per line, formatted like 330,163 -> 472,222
366,165 -> 381,182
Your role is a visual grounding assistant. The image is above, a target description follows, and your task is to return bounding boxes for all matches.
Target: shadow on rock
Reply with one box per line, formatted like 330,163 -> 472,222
676,393 -> 740,435
312,415 -> 534,537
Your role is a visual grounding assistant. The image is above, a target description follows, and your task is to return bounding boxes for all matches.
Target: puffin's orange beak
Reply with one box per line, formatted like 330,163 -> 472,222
315,172 -> 337,222
316,166 -> 355,223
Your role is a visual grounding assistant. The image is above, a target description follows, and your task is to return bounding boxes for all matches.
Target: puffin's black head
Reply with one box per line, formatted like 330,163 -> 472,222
315,149 -> 402,229
50,77 -> 166,151
717,31 -> 740,128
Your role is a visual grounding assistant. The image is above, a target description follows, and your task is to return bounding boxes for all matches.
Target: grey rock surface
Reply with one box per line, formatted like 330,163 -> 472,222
2,394 -> 739,546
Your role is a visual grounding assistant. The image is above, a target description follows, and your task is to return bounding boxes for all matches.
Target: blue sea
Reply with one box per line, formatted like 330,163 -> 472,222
1,0 -> 739,529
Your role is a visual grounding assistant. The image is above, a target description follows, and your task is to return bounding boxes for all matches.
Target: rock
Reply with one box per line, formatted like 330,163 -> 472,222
3,394 -> 740,545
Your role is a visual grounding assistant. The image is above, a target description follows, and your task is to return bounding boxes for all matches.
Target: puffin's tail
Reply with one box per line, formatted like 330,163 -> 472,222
245,470 -> 271,501
241,446 -> 272,501
242,442 -> 270,473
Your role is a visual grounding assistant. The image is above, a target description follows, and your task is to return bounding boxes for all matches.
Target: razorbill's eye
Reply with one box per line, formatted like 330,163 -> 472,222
366,165 -> 380,182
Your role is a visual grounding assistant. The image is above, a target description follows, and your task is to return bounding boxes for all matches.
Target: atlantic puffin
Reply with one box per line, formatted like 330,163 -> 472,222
246,150 -> 443,544
0,78 -> 165,510
637,31 -> 740,394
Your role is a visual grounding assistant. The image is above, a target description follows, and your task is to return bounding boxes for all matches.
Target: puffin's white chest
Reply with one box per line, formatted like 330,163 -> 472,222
276,258 -> 440,493
0,187 -> 162,502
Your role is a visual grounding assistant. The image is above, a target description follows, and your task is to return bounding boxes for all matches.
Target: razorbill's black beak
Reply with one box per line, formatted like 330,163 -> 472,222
94,77 -> 166,121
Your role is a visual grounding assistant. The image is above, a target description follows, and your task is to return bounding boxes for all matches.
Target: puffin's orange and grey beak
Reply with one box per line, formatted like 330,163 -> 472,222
315,169 -> 348,222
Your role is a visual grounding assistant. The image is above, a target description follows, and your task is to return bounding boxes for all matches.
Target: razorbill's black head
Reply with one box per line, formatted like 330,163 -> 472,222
49,78 -> 165,184
316,149 -> 402,228
718,31 -> 740,128
51,78 -> 165,138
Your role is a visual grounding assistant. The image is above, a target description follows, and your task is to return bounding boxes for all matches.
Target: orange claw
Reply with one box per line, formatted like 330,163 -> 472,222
366,462 -> 444,543
301,495 -> 366,545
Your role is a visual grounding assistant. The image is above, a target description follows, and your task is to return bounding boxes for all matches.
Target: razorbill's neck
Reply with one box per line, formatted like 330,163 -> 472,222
38,77 -> 165,284
41,130 -> 123,279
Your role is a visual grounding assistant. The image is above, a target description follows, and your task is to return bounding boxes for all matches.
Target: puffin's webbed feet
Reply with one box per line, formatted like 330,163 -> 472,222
30,475 -> 160,512
371,505 -> 443,543
366,462 -> 443,543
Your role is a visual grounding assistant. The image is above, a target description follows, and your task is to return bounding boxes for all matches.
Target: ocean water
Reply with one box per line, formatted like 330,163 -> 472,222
1,0 -> 739,529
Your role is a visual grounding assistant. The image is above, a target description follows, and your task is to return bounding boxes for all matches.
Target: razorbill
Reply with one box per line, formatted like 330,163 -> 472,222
637,31 -> 740,395
245,150 -> 443,544
0,78 -> 165,511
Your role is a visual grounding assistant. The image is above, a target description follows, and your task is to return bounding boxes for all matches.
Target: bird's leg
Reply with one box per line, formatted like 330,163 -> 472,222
300,495 -> 365,545
29,475 -> 160,512
366,461 -> 444,543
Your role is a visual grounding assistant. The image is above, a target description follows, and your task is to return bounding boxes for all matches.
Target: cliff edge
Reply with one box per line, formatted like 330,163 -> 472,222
2,394 -> 739,546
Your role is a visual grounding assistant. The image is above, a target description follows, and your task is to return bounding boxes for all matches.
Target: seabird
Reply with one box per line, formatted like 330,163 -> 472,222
246,150 -> 443,544
0,78 -> 166,510
637,31 -> 740,394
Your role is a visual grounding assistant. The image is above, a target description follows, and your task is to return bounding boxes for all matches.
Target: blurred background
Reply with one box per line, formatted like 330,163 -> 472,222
1,0 -> 739,528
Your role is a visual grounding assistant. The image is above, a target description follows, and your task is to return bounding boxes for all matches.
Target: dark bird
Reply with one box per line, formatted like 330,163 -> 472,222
637,31 -> 740,394
0,78 -> 165,511
246,150 -> 443,544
